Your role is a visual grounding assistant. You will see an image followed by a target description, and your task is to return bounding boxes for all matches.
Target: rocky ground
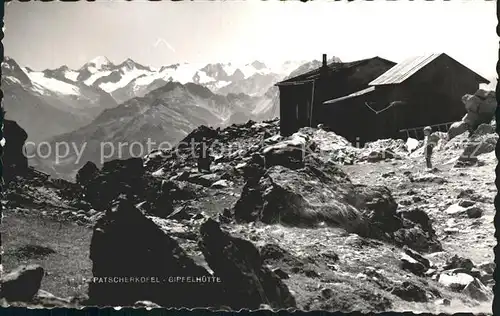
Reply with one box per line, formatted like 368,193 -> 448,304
1,118 -> 496,313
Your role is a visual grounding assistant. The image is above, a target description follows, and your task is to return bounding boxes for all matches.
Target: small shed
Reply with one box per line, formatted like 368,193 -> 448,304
322,53 -> 490,143
275,55 -> 396,136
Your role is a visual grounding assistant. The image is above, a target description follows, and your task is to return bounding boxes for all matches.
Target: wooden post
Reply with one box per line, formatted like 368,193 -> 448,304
309,80 -> 316,127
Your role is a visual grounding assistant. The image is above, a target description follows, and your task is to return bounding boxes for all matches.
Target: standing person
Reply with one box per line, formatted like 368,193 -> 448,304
423,126 -> 434,169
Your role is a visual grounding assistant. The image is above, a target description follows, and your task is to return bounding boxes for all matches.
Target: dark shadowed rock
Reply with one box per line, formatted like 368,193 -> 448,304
462,278 -> 492,301
0,264 -> 44,302
199,218 -> 296,310
444,255 -> 475,272
179,125 -> 219,145
398,208 -> 435,235
352,185 -> 401,238
76,161 -> 99,186
84,158 -> 150,210
88,198 -> 219,307
3,120 -> 29,183
391,281 -> 428,302
400,253 -> 426,276
465,206 -> 483,218
458,199 -> 475,208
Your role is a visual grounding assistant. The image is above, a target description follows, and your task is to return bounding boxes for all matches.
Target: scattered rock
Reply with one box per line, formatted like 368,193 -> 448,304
434,298 -> 451,306
477,261 -> 495,275
188,173 -> 221,187
321,288 -> 333,299
272,268 -> 290,280
412,175 -> 447,184
400,253 -> 427,276
391,281 -> 428,302
443,255 -> 475,271
211,179 -> 230,188
458,199 -> 475,208
465,206 -> 483,218
445,204 -> 466,216
134,300 -> 161,308
462,278 -> 492,301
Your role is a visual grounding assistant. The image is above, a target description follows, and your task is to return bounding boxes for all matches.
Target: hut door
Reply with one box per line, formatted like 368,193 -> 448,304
296,83 -> 313,128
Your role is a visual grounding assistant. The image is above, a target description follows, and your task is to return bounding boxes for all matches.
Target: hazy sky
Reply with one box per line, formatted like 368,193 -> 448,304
4,0 -> 498,79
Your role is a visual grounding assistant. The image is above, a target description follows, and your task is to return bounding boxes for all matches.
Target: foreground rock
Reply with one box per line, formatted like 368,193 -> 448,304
88,197 -> 295,309
3,120 -> 29,183
199,219 -> 296,309
0,264 -> 44,302
88,198 -> 216,307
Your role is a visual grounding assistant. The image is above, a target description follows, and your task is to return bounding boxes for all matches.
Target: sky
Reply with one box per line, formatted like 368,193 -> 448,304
4,0 -> 498,80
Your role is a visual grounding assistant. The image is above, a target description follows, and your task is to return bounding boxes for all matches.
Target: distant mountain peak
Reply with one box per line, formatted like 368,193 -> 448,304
250,60 -> 267,70
87,56 -> 112,69
118,58 -> 149,71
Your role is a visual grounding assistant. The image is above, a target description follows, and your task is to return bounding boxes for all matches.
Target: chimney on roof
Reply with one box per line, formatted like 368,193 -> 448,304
322,54 -> 327,67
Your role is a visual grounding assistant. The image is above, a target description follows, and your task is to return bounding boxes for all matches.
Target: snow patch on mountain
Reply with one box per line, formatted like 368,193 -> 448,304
84,70 -> 112,86
27,71 -> 81,96
99,67 -> 150,93
4,76 -> 22,85
64,70 -> 79,82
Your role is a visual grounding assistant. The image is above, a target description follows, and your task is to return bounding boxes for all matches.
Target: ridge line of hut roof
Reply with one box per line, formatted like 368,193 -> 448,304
369,52 -> 489,86
275,56 -> 394,86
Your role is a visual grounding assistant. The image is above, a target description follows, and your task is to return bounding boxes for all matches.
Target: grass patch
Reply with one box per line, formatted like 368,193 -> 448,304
1,212 -> 93,298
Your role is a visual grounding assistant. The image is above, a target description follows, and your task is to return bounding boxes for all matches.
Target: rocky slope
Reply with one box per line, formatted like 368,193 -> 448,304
1,115 -> 495,313
31,82 -> 266,180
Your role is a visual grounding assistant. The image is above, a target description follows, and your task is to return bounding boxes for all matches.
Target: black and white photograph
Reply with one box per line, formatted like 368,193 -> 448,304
0,0 -> 497,313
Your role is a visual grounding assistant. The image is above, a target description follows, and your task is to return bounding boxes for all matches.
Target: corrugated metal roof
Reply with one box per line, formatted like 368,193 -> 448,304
369,53 -> 442,86
323,86 -> 376,105
276,57 -> 394,86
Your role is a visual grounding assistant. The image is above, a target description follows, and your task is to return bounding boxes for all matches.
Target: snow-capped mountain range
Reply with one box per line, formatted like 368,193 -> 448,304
2,56 -> 313,141
33,55 -> 308,103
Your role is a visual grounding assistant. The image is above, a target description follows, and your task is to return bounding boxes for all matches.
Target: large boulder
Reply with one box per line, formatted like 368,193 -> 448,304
0,264 -> 44,302
84,157 -> 152,210
76,161 -> 99,186
351,185 -> 401,237
87,198 -> 218,307
199,219 -> 296,310
3,120 -> 29,183
262,131 -> 314,170
233,163 -> 366,232
88,197 -> 297,309
462,89 -> 496,129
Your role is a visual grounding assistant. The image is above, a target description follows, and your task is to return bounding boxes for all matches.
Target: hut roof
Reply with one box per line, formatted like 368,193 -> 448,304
276,56 -> 395,86
323,86 -> 377,105
369,53 -> 489,86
